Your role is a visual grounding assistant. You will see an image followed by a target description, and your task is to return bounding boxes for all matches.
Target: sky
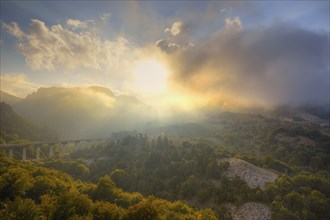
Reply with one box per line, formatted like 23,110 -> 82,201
0,0 -> 329,109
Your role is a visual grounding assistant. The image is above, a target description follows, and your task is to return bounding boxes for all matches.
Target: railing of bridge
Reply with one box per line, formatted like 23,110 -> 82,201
0,138 -> 109,160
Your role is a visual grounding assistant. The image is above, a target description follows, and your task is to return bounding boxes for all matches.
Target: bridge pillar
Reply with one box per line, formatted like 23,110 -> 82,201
22,147 -> 27,160
8,148 -> 13,159
49,145 -> 54,158
58,143 -> 64,153
75,141 -> 80,151
36,146 -> 40,160
57,143 -> 63,153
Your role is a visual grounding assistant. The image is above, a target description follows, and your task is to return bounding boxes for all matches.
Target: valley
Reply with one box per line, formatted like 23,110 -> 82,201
1,2 -> 329,219
1,88 -> 329,219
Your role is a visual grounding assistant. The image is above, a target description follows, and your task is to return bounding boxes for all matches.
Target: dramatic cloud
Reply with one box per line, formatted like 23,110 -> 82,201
165,21 -> 191,36
169,23 -> 329,107
155,39 -> 180,53
3,19 -> 135,72
165,21 -> 182,36
2,22 -> 25,40
0,73 -> 40,97
156,20 -> 194,54
225,17 -> 243,32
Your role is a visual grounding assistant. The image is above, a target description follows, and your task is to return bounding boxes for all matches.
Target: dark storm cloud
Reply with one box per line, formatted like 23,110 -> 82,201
169,23 -> 329,107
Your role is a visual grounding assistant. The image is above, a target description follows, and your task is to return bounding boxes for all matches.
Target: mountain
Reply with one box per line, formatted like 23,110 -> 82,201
0,102 -> 57,143
9,85 -> 329,140
13,86 -> 152,139
0,90 -> 22,105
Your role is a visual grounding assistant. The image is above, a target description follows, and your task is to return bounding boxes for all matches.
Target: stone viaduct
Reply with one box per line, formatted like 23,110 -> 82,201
0,138 -> 109,160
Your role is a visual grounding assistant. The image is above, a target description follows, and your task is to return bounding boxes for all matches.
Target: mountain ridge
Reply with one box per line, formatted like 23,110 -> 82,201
0,102 -> 57,143
12,86 -> 151,139
0,90 -> 22,105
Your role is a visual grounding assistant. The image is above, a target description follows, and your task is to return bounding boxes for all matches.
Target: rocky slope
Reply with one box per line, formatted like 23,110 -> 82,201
227,202 -> 271,220
218,158 -> 278,189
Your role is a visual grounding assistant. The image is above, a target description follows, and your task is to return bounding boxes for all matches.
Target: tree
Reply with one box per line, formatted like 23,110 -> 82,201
0,167 -> 33,200
197,208 -> 218,220
180,175 -> 200,198
52,191 -> 93,219
92,201 -> 126,220
308,190 -> 330,219
110,169 -> 130,189
94,176 -> 116,202
2,197 -> 39,220
125,199 -> 158,220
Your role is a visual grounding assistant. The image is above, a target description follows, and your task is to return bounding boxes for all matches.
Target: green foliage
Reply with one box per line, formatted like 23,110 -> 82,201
51,191 -> 93,219
1,197 -> 39,220
73,136 -> 234,205
44,159 -> 90,180
110,169 -> 131,189
68,123 -> 330,219
125,199 -> 158,220
1,111 -> 330,219
0,167 -> 33,200
265,173 -> 330,219
92,201 -> 126,220
0,102 -> 58,142
0,154 -> 218,219
94,175 -> 116,202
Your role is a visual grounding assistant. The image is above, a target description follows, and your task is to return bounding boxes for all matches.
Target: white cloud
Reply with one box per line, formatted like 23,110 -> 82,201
3,19 -> 134,72
225,16 -> 243,32
66,19 -> 88,29
0,73 -> 40,97
2,22 -> 25,40
165,21 -> 184,36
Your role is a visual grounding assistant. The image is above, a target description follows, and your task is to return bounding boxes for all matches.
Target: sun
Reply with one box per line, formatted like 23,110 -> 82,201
132,59 -> 168,94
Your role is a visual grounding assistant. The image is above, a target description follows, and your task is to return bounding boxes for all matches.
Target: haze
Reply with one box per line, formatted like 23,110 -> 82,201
1,1 -> 329,138
2,2 -> 330,219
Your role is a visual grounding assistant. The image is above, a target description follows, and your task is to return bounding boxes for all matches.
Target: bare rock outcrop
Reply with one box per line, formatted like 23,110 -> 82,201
227,202 -> 271,220
218,158 -> 278,189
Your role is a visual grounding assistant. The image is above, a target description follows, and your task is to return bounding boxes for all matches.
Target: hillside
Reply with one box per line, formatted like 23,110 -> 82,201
13,86 -> 151,139
1,109 -> 330,219
218,158 -> 278,189
0,102 -> 57,143
227,202 -> 271,220
0,153 -> 218,219
69,109 -> 329,219
0,90 -> 22,105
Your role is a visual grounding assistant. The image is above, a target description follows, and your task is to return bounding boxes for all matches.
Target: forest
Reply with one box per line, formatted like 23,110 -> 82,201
1,112 -> 329,219
0,153 -> 217,219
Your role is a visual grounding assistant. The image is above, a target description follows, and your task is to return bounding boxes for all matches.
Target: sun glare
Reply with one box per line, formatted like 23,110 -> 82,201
132,59 -> 168,94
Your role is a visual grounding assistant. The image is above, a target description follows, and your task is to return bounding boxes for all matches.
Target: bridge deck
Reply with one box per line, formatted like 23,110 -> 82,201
0,138 -> 108,149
